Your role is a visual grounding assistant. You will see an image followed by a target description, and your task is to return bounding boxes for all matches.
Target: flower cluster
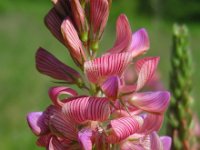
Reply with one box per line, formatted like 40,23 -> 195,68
27,0 -> 172,149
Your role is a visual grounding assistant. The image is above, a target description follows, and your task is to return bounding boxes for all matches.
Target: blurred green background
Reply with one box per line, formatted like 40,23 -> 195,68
0,0 -> 200,149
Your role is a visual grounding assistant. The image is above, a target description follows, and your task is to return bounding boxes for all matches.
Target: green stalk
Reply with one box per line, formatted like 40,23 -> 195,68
167,24 -> 195,150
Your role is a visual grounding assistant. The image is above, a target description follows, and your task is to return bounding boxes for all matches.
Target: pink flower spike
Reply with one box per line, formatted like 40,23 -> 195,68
61,18 -> 86,66
106,14 -> 132,55
36,48 -> 81,83
107,116 -> 143,143
160,136 -> 172,150
90,0 -> 109,40
44,8 -> 64,44
26,112 -> 49,136
135,57 -> 160,91
127,28 -> 150,57
49,86 -> 78,106
78,128 -> 93,150
84,52 -> 132,84
128,91 -> 170,114
62,97 -> 110,123
101,76 -> 120,100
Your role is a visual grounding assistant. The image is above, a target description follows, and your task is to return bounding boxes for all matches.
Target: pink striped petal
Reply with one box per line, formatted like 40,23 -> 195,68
48,106 -> 77,140
62,97 -> 110,123
90,0 -> 109,40
78,128 -> 93,150
149,132 -> 163,150
71,0 -> 86,33
84,52 -> 133,84
48,86 -> 78,106
101,76 -> 120,100
107,116 -> 143,143
48,136 -> 66,150
106,14 -> 132,54
61,18 -> 86,66
44,8 -> 64,44
128,91 -> 170,114
138,113 -> 164,134
36,48 -> 81,83
36,134 -> 51,147
27,112 -> 49,136
160,136 -> 172,150
135,57 -> 160,91
51,0 -> 71,17
127,28 -> 150,57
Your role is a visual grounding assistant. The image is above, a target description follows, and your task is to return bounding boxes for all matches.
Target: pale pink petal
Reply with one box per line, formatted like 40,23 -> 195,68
44,8 -> 64,44
78,128 -> 93,150
84,52 -> 133,84
48,136 -> 66,150
138,113 -> 164,134
71,0 -> 86,33
48,86 -> 78,106
160,136 -> 172,150
107,116 -> 143,143
101,76 -> 120,100
27,112 -> 49,136
62,97 -> 110,123
120,141 -> 144,150
90,0 -> 109,40
149,132 -> 163,150
106,14 -> 132,54
61,18 -> 86,66
127,28 -> 150,57
128,91 -> 170,114
135,57 -> 160,91
48,106 -> 77,140
36,48 -> 81,83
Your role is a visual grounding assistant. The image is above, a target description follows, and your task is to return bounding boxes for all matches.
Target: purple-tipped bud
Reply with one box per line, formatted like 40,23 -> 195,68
61,18 -> 86,66
90,0 -> 109,41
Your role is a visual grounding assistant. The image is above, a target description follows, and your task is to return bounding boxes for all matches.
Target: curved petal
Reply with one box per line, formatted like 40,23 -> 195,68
160,136 -> 172,150
84,52 -> 133,84
26,112 -> 49,136
62,97 -> 110,123
106,14 -> 132,54
44,8 -> 64,44
138,113 -> 164,134
128,91 -> 170,114
48,106 -> 77,140
48,86 -> 78,106
36,48 -> 81,83
135,57 -> 160,91
61,18 -> 86,66
36,134 -> 51,147
90,0 -> 109,40
107,116 -> 143,143
127,28 -> 150,57
149,132 -> 163,150
78,128 -> 93,150
101,76 -> 120,100
48,136 -> 66,150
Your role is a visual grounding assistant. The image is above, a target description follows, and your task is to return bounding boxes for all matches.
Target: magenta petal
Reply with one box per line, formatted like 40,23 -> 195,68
27,112 -> 49,136
61,18 -> 86,66
36,134 -> 51,147
135,57 -> 160,91
36,48 -> 81,83
48,136 -> 66,150
44,8 -> 64,44
138,113 -> 164,134
106,14 -> 132,54
62,97 -> 110,123
101,76 -> 120,100
78,128 -> 93,150
149,132 -> 163,150
127,28 -> 150,57
90,0 -> 109,39
128,91 -> 170,114
160,136 -> 172,150
84,52 -> 132,84
107,116 -> 143,143
48,86 -> 78,106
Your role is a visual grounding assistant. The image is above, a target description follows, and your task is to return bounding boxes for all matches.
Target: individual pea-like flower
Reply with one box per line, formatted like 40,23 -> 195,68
27,0 -> 172,149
